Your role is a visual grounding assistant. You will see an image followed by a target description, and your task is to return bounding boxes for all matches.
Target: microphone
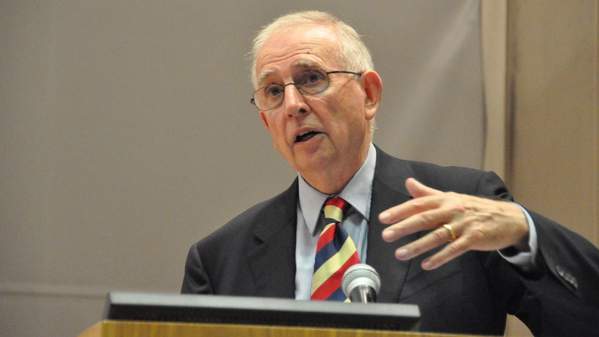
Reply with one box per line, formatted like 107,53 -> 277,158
342,264 -> 381,303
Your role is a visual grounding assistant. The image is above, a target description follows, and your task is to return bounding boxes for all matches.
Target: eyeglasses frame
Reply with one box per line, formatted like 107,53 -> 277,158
250,70 -> 363,111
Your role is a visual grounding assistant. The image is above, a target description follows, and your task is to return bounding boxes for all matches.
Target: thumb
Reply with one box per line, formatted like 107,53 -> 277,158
405,177 -> 441,198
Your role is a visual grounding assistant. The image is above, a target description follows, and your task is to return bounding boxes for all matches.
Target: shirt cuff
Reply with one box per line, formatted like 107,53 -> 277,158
498,204 -> 538,267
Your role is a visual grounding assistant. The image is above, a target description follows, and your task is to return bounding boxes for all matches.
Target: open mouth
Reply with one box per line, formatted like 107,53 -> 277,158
295,131 -> 321,143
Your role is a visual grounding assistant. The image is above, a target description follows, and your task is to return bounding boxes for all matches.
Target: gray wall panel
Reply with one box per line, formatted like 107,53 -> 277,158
0,1 -> 484,336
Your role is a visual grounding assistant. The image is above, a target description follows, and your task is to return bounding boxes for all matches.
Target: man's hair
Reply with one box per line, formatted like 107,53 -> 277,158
250,11 -> 374,88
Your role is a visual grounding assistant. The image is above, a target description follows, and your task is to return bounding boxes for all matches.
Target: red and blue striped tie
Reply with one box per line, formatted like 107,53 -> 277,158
310,197 -> 360,301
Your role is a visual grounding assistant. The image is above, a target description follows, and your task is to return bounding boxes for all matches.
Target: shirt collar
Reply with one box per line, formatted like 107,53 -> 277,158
298,143 -> 377,235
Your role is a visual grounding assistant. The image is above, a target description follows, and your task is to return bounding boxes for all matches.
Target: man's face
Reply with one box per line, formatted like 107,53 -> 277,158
254,24 -> 377,187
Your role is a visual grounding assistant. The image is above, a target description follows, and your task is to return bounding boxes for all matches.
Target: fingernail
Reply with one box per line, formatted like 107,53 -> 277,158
382,229 -> 393,241
422,260 -> 433,270
396,248 -> 408,259
379,211 -> 389,222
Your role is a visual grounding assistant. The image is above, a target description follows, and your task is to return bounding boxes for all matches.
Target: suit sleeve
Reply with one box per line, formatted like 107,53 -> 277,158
476,171 -> 599,335
528,210 -> 599,303
476,171 -> 599,302
181,243 -> 214,294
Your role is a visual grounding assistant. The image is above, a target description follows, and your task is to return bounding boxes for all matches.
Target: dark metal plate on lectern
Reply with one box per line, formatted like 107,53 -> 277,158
104,292 -> 420,331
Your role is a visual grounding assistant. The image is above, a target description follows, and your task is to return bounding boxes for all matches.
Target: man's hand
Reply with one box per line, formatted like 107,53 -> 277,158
379,178 -> 529,270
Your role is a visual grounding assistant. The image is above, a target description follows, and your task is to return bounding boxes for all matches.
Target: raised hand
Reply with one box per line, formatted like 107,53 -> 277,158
379,178 -> 529,270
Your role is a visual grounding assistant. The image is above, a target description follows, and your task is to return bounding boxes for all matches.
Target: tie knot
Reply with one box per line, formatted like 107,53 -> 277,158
323,197 -> 347,223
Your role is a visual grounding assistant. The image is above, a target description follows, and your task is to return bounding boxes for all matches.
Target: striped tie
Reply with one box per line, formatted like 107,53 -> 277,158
310,197 -> 360,301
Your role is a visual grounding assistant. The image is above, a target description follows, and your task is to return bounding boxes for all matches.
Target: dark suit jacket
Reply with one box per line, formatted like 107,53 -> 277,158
182,147 -> 599,336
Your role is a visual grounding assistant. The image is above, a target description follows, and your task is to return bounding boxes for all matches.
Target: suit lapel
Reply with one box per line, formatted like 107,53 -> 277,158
247,181 -> 298,298
367,148 -> 417,302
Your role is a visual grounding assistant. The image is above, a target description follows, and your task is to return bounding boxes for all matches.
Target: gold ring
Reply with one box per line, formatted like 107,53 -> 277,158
442,224 -> 457,242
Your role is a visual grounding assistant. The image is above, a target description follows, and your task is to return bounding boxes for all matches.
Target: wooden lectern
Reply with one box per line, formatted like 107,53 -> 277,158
77,292 -> 490,337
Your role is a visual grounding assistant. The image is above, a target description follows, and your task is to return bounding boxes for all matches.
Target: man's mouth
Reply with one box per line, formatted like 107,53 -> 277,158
295,131 -> 322,143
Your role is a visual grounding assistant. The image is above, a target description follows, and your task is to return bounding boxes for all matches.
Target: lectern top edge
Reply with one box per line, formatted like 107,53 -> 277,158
104,291 -> 420,331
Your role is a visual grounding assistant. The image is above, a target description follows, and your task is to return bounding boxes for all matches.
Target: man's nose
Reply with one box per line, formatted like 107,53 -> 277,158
283,84 -> 309,117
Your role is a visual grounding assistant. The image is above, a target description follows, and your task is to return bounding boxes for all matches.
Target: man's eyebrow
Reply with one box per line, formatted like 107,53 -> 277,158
256,69 -> 277,87
256,60 -> 324,86
293,59 -> 320,69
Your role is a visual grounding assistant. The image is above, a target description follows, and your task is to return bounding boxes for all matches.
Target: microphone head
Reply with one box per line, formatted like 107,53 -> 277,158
342,263 -> 381,298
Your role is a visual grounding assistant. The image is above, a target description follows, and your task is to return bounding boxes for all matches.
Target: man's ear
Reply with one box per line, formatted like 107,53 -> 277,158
259,111 -> 270,129
361,70 -> 383,120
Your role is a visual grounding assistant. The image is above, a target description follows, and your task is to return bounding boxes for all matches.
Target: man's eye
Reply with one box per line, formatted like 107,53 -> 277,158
297,70 -> 326,87
265,85 -> 283,97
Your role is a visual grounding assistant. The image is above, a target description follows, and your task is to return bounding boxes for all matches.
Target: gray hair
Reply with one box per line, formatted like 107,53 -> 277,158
250,11 -> 374,88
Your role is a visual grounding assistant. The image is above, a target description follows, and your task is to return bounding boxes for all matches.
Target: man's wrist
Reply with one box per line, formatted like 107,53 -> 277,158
498,204 -> 537,266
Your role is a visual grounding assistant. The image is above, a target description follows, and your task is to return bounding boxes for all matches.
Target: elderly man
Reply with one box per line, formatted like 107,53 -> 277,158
182,11 -> 599,336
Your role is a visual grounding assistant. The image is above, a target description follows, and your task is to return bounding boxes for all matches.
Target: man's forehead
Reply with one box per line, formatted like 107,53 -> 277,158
254,24 -> 342,84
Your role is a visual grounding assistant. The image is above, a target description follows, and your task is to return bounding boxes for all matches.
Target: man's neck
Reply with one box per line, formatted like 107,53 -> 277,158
300,142 -> 372,194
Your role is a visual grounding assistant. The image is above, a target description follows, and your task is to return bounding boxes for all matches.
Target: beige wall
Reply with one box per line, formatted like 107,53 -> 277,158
503,0 -> 599,336
507,0 -> 599,245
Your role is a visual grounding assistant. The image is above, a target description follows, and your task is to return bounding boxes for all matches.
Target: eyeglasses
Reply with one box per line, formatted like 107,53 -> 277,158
250,69 -> 362,111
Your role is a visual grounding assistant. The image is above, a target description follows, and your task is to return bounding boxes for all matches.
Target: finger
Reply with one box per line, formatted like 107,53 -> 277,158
393,222 -> 461,260
379,194 -> 444,224
405,178 -> 443,198
421,235 -> 470,270
382,207 -> 455,242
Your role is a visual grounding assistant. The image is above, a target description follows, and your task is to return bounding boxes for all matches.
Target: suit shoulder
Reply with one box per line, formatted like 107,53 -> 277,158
406,159 -> 485,187
377,149 -> 507,197
408,159 -> 509,199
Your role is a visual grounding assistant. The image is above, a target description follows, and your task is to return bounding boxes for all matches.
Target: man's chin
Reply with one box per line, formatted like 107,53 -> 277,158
294,154 -> 333,175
